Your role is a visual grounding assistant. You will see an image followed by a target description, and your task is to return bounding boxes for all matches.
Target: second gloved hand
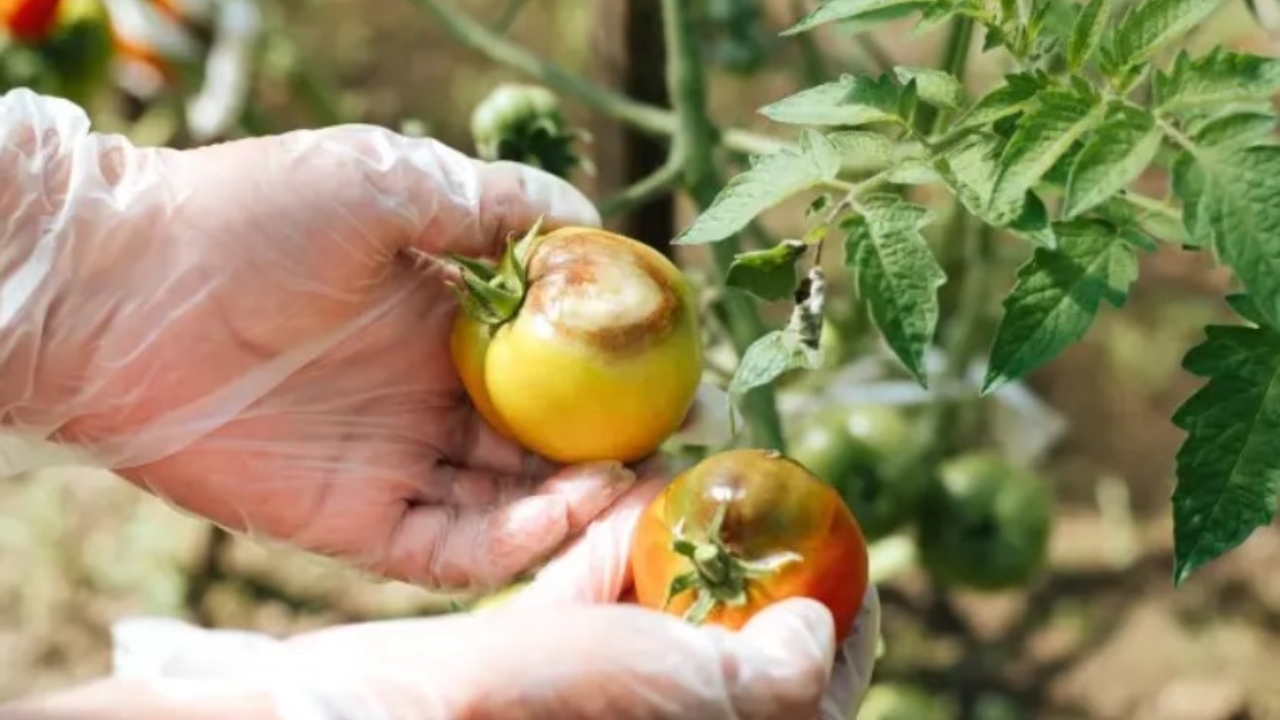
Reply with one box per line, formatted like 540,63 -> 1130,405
110,477 -> 881,720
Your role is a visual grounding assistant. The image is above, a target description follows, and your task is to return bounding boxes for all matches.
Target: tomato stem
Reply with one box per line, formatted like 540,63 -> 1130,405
663,500 -> 802,625
446,217 -> 547,329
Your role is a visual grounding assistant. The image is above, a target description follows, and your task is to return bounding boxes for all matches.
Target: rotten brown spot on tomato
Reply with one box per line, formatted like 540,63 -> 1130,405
521,229 -> 685,355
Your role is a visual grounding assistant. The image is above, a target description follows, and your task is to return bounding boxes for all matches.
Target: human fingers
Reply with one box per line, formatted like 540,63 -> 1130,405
378,460 -> 638,591
186,124 -> 603,262
506,472 -> 668,606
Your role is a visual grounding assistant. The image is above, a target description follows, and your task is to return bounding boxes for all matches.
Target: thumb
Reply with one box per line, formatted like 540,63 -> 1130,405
725,598 -> 840,720
379,130 -> 602,258
507,475 -> 667,606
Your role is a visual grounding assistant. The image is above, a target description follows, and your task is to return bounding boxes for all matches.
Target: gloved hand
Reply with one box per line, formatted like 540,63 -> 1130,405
105,475 -> 882,720
0,87 -> 635,592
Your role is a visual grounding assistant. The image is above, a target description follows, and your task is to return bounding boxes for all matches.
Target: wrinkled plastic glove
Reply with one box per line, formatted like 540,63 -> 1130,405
0,87 -> 640,593
107,475 -> 882,720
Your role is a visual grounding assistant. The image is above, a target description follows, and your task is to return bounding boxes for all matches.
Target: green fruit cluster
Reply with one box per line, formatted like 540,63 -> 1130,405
789,402 -> 1053,592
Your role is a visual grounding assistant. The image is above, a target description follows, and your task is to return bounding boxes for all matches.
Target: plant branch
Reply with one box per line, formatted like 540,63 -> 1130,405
661,0 -> 785,452
1122,191 -> 1183,223
916,17 -> 985,465
922,17 -> 974,136
491,0 -> 530,33
405,0 -> 785,157
1157,116 -> 1198,154
598,154 -> 683,218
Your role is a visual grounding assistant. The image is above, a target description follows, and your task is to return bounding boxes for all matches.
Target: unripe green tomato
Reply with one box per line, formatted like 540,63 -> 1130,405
857,683 -> 948,720
819,318 -> 845,369
916,450 -> 1052,591
788,403 -> 923,540
469,83 -> 579,179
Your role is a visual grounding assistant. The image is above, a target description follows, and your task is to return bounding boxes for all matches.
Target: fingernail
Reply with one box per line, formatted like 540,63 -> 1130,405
502,162 -> 602,228
542,461 -> 637,526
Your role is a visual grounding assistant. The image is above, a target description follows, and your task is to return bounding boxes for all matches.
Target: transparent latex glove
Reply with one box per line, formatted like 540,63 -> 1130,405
0,87 -> 637,593
108,475 -> 881,720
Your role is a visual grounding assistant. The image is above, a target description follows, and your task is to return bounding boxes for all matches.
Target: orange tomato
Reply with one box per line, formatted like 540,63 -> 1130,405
630,448 -> 869,636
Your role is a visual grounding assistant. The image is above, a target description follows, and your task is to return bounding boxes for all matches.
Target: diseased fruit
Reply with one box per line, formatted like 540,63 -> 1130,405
789,403 -> 924,540
916,450 -> 1052,591
448,224 -> 702,465
630,448 -> 869,636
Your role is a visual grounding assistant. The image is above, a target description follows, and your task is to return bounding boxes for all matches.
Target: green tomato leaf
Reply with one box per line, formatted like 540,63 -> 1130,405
1171,151 -> 1206,249
675,129 -> 840,245
1171,302 -> 1280,585
1098,196 -> 1189,247
760,73 -> 911,128
782,0 -> 931,35
951,72 -> 1047,132
893,66 -> 965,109
725,240 -> 808,302
1155,48 -> 1280,116
844,195 -> 946,386
887,157 -> 943,184
1011,191 -> 1057,248
988,88 -> 1104,225
729,327 -> 823,397
1112,0 -> 1225,68
1063,103 -> 1163,218
936,131 -> 1003,217
828,130 -> 897,171
1177,140 -> 1280,328
934,132 -> 1054,247
1188,111 -> 1277,148
1068,0 -> 1111,71
982,219 -> 1138,394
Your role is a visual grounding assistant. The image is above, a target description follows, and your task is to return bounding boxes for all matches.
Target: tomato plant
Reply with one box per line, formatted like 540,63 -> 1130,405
417,0 -> 1280,587
916,451 -> 1052,591
448,222 -> 703,465
630,448 -> 869,635
788,403 -> 925,540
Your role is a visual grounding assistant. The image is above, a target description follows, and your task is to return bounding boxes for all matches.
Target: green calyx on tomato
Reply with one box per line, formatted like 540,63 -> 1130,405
788,403 -> 924,540
916,450 -> 1052,591
662,496 -> 803,625
446,217 -> 546,330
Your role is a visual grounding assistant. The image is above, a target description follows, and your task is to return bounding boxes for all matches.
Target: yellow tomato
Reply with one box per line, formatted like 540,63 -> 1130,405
449,226 -> 703,465
470,580 -> 530,611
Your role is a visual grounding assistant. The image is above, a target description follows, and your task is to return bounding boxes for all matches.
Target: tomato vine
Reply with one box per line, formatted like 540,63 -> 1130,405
415,0 -> 1280,587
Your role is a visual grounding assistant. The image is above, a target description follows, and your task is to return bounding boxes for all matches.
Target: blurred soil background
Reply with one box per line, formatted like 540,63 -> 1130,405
4,1 -> 1280,718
